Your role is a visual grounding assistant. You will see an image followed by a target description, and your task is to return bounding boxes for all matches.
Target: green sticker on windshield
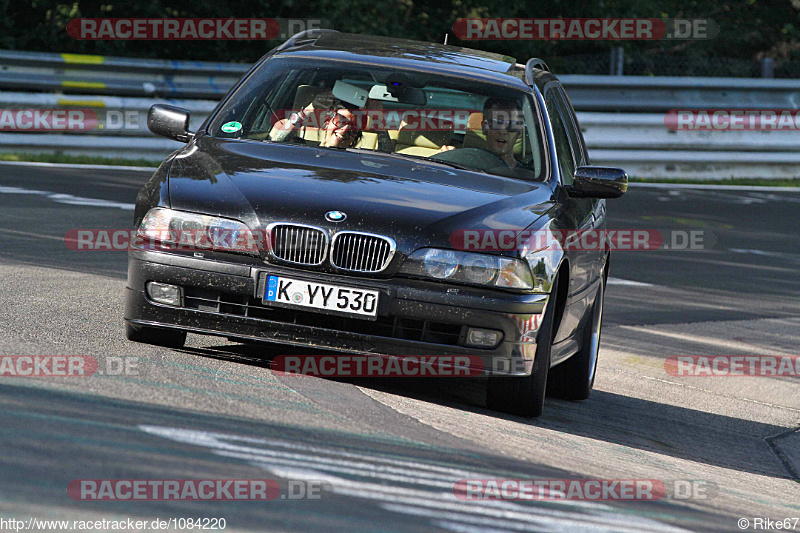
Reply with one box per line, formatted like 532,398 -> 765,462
221,121 -> 242,133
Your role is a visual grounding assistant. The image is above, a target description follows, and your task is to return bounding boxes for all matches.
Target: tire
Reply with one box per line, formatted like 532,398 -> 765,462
125,322 -> 186,348
486,275 -> 559,417
547,277 -> 604,400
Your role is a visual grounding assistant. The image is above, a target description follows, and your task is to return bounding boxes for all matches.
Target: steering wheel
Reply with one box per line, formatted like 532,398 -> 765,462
428,147 -> 508,172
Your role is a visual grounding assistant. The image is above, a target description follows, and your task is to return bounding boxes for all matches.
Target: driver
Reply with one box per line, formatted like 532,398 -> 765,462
481,97 -> 525,168
436,97 -> 527,169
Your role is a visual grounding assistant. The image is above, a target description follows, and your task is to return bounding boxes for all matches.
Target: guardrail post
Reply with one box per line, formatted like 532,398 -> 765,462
610,47 -> 624,76
761,57 -> 775,78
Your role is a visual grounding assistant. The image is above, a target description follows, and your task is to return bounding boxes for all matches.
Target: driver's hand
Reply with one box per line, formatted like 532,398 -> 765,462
437,145 -> 456,152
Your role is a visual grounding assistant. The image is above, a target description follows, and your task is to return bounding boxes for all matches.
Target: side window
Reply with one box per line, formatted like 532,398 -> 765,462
555,87 -> 588,165
544,89 -> 576,185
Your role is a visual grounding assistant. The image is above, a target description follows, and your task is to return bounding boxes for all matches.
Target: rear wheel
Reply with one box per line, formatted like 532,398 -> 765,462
486,275 -> 559,417
125,322 -> 186,348
548,278 -> 604,400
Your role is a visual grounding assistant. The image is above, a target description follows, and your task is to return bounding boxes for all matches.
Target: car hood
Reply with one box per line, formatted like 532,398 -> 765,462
167,136 -> 554,254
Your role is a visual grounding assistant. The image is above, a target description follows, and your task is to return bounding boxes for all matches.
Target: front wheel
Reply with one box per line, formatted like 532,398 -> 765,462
486,275 -> 559,417
547,278 -> 604,400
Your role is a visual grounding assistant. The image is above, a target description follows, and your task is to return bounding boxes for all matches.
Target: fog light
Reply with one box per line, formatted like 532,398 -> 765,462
464,327 -> 503,348
146,282 -> 182,306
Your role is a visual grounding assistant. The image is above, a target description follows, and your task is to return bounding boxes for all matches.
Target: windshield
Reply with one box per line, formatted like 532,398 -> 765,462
210,57 -> 545,181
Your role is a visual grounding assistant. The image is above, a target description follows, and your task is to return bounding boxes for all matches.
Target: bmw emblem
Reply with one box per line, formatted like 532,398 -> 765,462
325,210 -> 347,222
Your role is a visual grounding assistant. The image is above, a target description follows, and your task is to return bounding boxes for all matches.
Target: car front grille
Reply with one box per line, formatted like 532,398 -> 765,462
269,224 -> 327,265
331,232 -> 395,272
182,287 -> 464,347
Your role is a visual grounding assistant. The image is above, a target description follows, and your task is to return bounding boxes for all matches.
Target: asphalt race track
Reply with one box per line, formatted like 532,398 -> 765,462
0,161 -> 798,532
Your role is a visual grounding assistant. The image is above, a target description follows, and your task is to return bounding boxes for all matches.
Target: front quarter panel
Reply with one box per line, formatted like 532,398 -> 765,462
133,153 -> 178,227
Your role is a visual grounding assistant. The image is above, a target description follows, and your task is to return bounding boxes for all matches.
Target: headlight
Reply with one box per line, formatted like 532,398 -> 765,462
422,249 -> 459,279
401,248 -> 533,290
137,208 -> 259,255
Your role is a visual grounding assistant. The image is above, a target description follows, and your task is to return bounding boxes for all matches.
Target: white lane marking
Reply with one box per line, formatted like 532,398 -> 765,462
139,425 -> 681,532
0,228 -> 67,242
0,160 -> 155,172
607,277 -> 653,287
631,182 -> 800,192
617,326 -> 795,355
0,185 -> 134,210
730,248 -> 800,261
641,376 -> 800,414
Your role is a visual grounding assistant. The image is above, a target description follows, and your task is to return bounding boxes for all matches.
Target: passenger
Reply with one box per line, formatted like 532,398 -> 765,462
269,93 -> 362,148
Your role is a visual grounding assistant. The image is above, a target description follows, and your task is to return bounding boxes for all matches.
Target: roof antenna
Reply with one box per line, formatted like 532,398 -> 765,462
443,33 -> 448,45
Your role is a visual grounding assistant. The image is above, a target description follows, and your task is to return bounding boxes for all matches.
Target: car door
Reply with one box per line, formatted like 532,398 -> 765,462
553,84 -> 604,282
543,84 -> 595,295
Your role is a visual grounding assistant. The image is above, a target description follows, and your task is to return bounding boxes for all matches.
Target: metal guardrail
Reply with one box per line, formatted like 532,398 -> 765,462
0,132 -> 183,159
0,49 -> 246,98
3,49 -> 798,109
579,112 -> 800,179
0,91 -> 214,135
579,113 -> 799,151
0,49 -> 248,75
0,50 -> 797,178
560,75 -> 800,112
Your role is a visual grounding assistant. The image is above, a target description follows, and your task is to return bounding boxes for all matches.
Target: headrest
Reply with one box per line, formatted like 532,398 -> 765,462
396,116 -> 454,148
467,112 -> 483,130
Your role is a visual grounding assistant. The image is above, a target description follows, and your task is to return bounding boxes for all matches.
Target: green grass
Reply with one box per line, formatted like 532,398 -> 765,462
0,152 -> 160,168
630,177 -> 800,187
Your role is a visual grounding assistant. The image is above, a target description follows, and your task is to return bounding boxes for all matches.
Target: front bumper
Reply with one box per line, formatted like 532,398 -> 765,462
124,250 -> 549,376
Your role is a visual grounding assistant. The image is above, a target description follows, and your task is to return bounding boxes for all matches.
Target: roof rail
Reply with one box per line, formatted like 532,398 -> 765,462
524,57 -> 550,85
275,28 -> 339,53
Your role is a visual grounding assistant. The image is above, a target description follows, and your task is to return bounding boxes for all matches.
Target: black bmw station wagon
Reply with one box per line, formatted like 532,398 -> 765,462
125,30 -> 627,417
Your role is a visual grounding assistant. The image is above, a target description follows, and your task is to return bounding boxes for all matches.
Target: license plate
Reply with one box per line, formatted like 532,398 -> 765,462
264,275 -> 379,318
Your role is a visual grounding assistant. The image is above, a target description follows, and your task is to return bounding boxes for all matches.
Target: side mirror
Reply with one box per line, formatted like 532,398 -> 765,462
569,166 -> 628,198
147,104 -> 193,142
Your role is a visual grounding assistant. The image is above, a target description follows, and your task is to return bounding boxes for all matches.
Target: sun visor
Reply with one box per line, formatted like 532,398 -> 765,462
332,80 -> 369,108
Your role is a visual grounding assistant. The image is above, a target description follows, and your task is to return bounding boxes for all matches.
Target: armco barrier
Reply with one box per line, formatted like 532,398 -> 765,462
0,49 -> 246,98
0,49 -> 797,178
560,75 -> 800,112
0,132 -> 183,159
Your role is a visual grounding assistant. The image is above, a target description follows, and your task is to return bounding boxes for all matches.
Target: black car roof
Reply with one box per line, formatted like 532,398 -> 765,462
272,31 -> 544,92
